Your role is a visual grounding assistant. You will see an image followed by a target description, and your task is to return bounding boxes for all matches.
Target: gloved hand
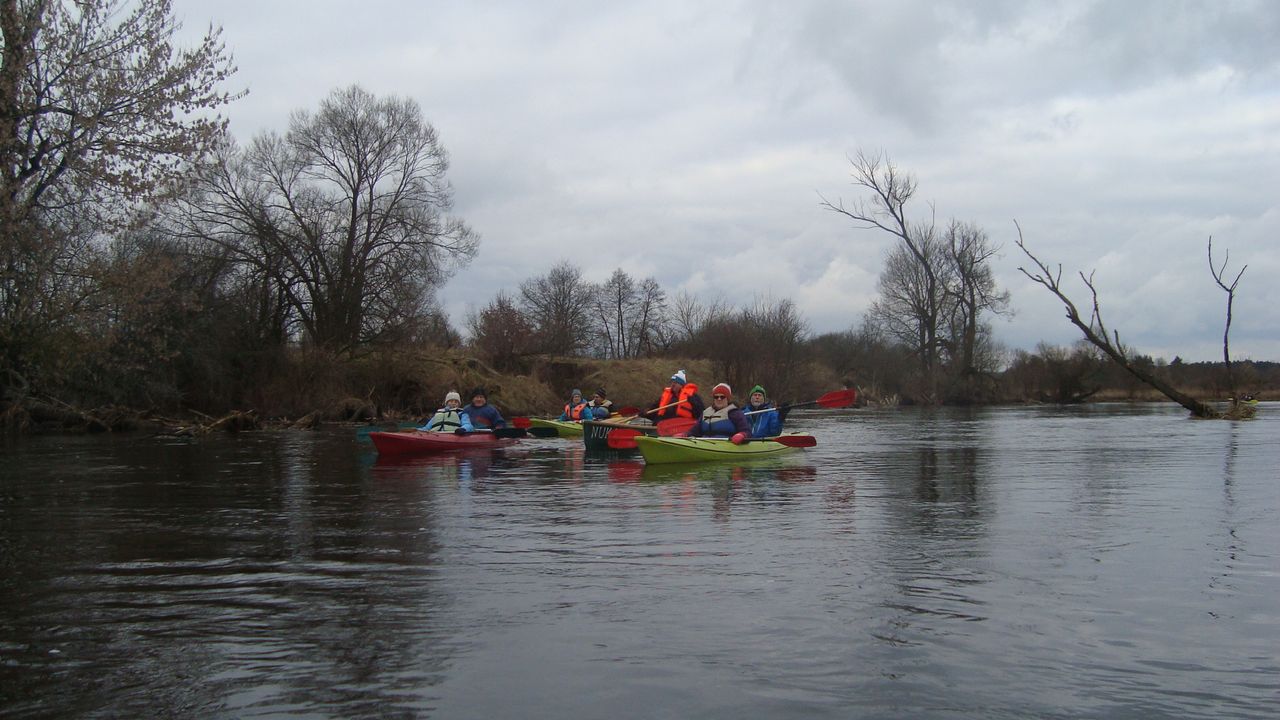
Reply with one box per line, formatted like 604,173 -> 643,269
731,432 -> 747,445
454,427 -> 468,434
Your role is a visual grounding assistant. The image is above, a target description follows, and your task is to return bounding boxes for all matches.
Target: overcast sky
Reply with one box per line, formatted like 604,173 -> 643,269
173,0 -> 1279,362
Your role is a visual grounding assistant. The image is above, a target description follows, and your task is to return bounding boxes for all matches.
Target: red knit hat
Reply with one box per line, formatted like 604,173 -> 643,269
712,382 -> 732,397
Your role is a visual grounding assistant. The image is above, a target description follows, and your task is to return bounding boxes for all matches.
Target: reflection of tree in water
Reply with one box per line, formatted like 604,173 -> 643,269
2,430 -> 469,716
1209,425 -> 1243,599
870,417 -> 992,649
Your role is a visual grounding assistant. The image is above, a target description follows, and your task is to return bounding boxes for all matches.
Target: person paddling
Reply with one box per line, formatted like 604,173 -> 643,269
646,369 -> 704,421
683,382 -> 750,444
742,384 -> 782,438
461,387 -> 506,430
557,388 -> 589,422
419,391 -> 474,432
585,388 -> 614,419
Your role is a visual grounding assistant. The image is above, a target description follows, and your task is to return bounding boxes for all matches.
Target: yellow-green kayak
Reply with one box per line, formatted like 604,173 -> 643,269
528,418 -> 585,438
633,434 -> 809,464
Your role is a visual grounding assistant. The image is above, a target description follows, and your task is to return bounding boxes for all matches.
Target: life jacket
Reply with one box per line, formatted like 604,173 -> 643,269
589,399 -> 613,417
657,383 -> 699,419
699,403 -> 740,437
428,407 -> 463,432
564,401 -> 587,420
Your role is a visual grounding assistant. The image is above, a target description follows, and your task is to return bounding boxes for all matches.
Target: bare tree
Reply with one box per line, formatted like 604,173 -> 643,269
822,151 -> 944,401
520,260 -> 594,355
0,0 -> 240,391
178,85 -> 477,353
868,234 -> 952,391
467,292 -> 534,372
1207,236 -> 1248,408
630,277 -> 668,357
943,220 -> 1010,377
1014,223 -> 1224,418
592,268 -> 638,358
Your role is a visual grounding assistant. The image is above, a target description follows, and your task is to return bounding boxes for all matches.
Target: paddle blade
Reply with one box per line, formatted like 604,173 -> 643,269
512,416 -> 532,429
493,427 -> 528,439
655,417 -> 697,436
606,428 -> 642,450
815,388 -> 857,409
768,435 -> 816,447
615,406 -> 640,417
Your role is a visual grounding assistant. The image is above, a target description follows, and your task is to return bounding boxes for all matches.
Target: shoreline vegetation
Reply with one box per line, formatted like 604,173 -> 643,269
3,351 -> 1273,436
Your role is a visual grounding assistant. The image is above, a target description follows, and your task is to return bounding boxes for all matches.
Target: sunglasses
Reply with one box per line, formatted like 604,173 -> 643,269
713,394 -> 727,399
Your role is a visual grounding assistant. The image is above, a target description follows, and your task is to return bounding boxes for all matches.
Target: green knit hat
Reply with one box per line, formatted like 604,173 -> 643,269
750,385 -> 766,397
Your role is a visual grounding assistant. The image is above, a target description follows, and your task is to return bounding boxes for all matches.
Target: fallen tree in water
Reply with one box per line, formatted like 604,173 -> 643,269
1016,225 -> 1254,420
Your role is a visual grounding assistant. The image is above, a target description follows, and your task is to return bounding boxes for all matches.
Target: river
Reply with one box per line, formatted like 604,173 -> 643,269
2,404 -> 1277,718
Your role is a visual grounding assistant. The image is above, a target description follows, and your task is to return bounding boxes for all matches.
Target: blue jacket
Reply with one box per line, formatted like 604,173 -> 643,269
462,403 -> 506,429
743,401 -> 782,438
584,400 -> 613,420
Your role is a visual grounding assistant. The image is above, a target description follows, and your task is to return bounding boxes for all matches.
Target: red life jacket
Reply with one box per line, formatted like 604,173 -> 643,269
657,383 -> 699,419
564,401 -> 587,420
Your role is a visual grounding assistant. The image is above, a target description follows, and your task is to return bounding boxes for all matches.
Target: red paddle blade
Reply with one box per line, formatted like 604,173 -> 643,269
655,417 -> 697,436
606,428 -> 642,449
512,416 -> 532,429
769,435 -> 816,447
815,388 -> 857,409
615,406 -> 640,417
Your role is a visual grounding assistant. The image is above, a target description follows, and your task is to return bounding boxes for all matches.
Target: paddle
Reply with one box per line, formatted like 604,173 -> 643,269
615,406 -> 640,417
655,417 -> 697,436
744,388 -> 857,415
463,427 -> 527,439
759,435 -> 816,447
606,428 -> 644,450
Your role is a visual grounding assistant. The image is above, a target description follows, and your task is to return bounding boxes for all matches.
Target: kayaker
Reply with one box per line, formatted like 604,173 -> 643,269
461,387 -> 507,430
742,384 -> 782,438
585,388 -> 614,419
646,369 -> 704,421
419,391 -> 474,432
557,388 -> 589,421
683,382 -> 749,443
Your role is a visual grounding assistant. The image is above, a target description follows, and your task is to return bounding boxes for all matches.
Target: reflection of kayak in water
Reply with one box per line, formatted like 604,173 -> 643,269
369,429 -> 515,455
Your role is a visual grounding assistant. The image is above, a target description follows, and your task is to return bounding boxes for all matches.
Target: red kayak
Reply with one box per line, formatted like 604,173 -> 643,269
369,430 -> 515,456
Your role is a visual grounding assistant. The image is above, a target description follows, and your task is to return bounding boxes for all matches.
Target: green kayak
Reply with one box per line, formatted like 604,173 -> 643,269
633,434 -> 807,464
528,418 -> 585,438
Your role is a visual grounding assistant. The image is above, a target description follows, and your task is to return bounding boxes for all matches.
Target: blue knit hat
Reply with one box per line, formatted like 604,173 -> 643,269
670,369 -> 687,385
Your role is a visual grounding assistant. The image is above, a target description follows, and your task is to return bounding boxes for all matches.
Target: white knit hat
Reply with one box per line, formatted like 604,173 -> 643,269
670,369 -> 687,384
445,391 -> 461,403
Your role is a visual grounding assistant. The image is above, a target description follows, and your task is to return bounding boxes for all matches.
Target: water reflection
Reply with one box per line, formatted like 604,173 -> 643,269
3,407 -> 1278,719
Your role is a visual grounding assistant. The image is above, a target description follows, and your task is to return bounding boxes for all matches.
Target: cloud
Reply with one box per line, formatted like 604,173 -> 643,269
173,0 -> 1280,362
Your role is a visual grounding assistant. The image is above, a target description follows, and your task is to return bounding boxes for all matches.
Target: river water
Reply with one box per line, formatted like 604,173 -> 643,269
2,404 -> 1277,719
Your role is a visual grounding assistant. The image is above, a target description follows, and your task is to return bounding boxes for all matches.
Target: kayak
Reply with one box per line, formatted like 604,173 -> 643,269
528,418 -> 585,438
633,434 -> 806,464
369,430 -> 515,456
582,418 -> 656,452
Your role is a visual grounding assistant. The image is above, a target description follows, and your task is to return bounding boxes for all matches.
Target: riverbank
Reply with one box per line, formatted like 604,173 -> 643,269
2,348 -> 1269,435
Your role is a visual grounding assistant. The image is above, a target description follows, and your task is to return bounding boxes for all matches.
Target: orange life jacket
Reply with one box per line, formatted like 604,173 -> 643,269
657,383 -> 699,419
564,401 -> 587,420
